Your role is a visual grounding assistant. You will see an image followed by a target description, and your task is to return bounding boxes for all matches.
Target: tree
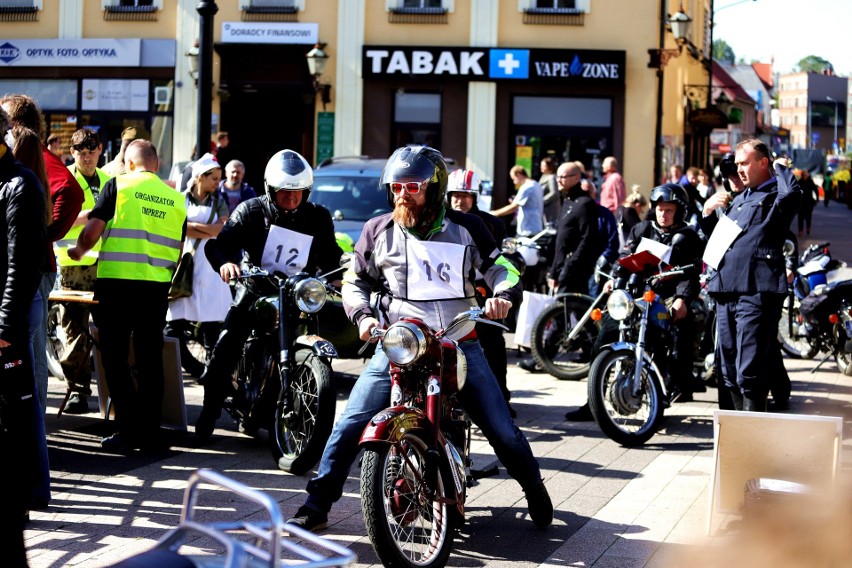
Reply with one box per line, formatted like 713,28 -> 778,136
796,55 -> 834,74
713,39 -> 736,64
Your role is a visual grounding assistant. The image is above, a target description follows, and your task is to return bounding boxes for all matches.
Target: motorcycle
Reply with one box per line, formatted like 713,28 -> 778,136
586,251 -> 695,446
107,468 -> 355,568
226,266 -> 338,475
358,308 -> 504,568
798,278 -> 852,376
779,241 -> 847,359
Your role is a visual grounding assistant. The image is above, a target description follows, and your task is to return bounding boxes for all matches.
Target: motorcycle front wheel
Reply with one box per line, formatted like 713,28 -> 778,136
271,349 -> 335,475
587,349 -> 664,447
834,327 -> 852,377
531,298 -> 598,380
778,298 -> 819,359
361,434 -> 459,568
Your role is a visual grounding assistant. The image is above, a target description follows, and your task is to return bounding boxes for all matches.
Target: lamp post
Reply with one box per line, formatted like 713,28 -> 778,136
306,43 -> 331,111
196,0 -> 218,160
827,95 -> 839,153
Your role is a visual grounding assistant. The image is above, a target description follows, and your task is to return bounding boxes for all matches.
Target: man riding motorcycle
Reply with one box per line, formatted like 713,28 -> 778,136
195,149 -> 342,439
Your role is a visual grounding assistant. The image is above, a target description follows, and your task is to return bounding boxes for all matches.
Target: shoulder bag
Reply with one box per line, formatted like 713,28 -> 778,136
168,193 -> 218,301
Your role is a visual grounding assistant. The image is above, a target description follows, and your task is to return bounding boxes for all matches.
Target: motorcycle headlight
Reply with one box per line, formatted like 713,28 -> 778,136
383,322 -> 427,366
607,289 -> 634,321
294,278 -> 327,314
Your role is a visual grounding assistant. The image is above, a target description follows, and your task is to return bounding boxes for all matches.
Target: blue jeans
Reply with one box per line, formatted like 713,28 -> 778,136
31,272 -> 55,410
305,341 -> 542,513
27,287 -> 51,506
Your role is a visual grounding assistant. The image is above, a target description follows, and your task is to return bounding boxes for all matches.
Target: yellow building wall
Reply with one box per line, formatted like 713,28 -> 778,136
1,7 -> 59,38
82,1 -> 177,38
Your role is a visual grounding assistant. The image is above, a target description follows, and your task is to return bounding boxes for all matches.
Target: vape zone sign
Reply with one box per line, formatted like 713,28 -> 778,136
363,46 -> 624,85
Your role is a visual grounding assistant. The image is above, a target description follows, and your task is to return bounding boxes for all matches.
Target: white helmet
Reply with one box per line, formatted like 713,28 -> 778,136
446,169 -> 481,200
264,149 -> 313,207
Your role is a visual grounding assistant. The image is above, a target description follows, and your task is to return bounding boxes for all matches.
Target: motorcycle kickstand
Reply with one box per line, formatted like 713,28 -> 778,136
810,351 -> 834,374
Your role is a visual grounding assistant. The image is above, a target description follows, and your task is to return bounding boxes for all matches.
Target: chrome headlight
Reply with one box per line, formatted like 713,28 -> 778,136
607,289 -> 635,321
383,322 -> 427,366
294,277 -> 327,313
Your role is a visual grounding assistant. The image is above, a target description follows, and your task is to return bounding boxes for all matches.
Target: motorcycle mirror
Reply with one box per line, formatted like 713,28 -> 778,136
783,239 -> 796,257
339,252 -> 353,267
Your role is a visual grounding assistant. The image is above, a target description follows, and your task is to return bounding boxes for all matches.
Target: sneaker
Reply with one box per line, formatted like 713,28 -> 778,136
517,358 -> 543,373
287,505 -> 328,532
64,393 -> 91,415
524,480 -> 553,529
564,403 -> 593,422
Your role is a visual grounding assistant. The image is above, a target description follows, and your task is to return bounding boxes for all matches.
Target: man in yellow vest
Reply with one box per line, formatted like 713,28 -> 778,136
69,140 -> 187,452
56,128 -> 112,414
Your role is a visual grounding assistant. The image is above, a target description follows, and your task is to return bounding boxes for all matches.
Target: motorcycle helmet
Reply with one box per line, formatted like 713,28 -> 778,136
382,145 -> 449,210
446,169 -> 482,203
649,183 -> 689,225
264,149 -> 313,211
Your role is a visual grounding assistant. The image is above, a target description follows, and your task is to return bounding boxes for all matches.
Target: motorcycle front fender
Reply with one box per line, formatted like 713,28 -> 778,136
360,406 -> 429,445
599,342 -> 668,397
294,334 -> 338,359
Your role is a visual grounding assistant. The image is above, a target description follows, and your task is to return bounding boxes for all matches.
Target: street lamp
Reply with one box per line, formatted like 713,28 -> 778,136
185,40 -> 199,84
306,43 -> 331,110
827,96 -> 839,153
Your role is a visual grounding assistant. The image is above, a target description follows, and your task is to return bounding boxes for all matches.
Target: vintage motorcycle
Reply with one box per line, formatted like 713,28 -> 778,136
227,266 -> 338,475
358,308 -> 504,568
798,278 -> 852,376
107,468 -> 355,568
587,251 -> 696,446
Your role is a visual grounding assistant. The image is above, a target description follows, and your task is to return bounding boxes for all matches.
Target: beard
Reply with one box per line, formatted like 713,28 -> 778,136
392,198 -> 424,228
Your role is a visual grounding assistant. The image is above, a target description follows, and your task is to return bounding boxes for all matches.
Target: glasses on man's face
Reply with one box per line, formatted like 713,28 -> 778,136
557,173 -> 579,180
389,180 -> 428,194
72,140 -> 98,152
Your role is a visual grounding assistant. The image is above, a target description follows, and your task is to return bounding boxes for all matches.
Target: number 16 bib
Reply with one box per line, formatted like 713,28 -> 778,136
261,226 -> 314,277
406,239 -> 467,301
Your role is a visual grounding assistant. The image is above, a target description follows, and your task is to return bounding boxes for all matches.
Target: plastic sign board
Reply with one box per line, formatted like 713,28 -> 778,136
0,39 -> 141,67
221,22 -> 318,44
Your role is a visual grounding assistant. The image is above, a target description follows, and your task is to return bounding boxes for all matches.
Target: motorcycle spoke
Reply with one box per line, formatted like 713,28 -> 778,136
600,359 -> 655,434
278,363 -> 320,456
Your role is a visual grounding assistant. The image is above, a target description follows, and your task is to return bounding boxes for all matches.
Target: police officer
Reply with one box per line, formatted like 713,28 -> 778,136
55,128 -> 112,414
69,140 -> 187,451
195,149 -> 343,439
446,168 -> 515,416
699,139 -> 801,412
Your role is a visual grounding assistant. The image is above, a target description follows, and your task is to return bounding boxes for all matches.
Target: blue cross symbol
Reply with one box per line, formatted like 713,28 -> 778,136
490,49 -> 529,79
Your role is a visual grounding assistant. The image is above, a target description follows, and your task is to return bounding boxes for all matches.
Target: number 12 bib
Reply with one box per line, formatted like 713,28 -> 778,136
405,239 -> 467,301
261,226 -> 314,277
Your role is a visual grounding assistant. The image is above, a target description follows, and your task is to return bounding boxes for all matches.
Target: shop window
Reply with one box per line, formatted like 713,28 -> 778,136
387,0 -> 450,24
520,0 -> 588,25
102,0 -> 161,21
0,0 -> 41,22
240,0 -> 302,21
393,91 -> 441,149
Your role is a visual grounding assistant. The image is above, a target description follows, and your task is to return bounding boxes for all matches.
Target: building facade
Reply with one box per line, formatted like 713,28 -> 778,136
778,71 -> 848,154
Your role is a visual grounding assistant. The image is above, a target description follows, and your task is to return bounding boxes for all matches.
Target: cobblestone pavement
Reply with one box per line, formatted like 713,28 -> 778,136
25,201 -> 852,568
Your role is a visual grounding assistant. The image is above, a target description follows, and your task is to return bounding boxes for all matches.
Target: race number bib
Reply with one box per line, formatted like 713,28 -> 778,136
261,226 -> 314,277
406,240 -> 466,301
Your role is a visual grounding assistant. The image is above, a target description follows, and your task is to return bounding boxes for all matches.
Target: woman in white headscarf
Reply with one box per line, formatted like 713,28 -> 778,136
165,153 -> 231,378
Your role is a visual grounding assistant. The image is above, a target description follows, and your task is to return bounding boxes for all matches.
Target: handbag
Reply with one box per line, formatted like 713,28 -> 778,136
514,290 -> 556,348
167,193 -> 218,301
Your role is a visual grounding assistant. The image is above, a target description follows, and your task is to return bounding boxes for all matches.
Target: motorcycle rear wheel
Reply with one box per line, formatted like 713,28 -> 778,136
778,299 -> 818,359
361,434 -> 459,568
271,349 -> 335,475
588,349 -> 664,447
531,298 -> 598,380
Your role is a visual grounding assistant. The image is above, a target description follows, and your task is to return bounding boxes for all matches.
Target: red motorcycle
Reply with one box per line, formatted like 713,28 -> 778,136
358,308 -> 504,568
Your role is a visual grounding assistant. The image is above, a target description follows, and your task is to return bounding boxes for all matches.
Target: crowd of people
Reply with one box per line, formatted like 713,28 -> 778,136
0,91 -> 817,565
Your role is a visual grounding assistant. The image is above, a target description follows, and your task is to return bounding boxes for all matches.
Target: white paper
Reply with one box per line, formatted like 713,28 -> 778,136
636,237 -> 672,264
702,215 -> 743,270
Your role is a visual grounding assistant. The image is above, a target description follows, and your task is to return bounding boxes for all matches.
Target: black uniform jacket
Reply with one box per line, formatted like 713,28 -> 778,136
550,183 -> 598,287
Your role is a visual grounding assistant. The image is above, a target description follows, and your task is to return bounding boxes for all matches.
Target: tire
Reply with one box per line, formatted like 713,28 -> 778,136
778,298 -> 818,359
587,349 -> 665,447
271,349 -> 335,475
531,298 -> 598,380
229,340 -> 273,437
834,327 -> 852,377
361,434 -> 459,568
46,303 -> 67,380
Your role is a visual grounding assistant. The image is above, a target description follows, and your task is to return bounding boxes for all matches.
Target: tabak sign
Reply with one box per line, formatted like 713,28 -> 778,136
363,46 -> 624,85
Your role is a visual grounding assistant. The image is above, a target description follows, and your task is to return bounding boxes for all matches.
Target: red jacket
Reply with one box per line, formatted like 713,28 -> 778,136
43,147 -> 83,272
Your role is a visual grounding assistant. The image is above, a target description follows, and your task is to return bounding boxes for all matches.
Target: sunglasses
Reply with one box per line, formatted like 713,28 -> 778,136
389,180 -> 428,194
72,139 -> 98,152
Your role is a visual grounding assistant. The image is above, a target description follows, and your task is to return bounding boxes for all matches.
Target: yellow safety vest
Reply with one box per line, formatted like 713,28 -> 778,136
56,165 -> 111,266
97,171 -> 187,283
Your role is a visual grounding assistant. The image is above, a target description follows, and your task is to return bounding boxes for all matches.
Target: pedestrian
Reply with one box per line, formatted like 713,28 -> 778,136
539,156 -> 561,224
0,106 -> 49,568
214,131 -> 234,167
492,165 -> 544,237
102,125 -> 149,177
615,187 -> 648,247
797,169 -> 817,236
217,159 -> 256,214
55,128 -> 112,415
164,153 -> 230,379
599,156 -> 626,214
287,146 -> 552,533
699,140 -> 801,412
68,140 -> 187,451
46,133 -> 62,157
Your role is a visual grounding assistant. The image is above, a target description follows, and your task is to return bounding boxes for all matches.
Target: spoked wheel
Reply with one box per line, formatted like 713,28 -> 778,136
361,434 -> 459,568
531,298 -> 598,380
778,297 -> 818,359
227,340 -> 272,438
271,349 -> 335,475
46,303 -> 67,380
588,349 -> 664,447
834,326 -> 852,377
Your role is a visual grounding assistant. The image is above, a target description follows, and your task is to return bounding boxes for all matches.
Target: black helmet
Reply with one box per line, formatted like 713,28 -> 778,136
650,183 -> 689,224
381,146 -> 448,210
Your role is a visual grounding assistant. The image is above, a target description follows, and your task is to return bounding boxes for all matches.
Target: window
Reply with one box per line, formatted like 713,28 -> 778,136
520,0 -> 588,24
390,0 -> 446,11
393,92 -> 441,149
102,0 -> 161,20
239,0 -> 301,12
0,0 -> 41,21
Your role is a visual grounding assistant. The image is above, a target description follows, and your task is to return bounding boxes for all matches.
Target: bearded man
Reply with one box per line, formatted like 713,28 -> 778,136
287,146 -> 553,533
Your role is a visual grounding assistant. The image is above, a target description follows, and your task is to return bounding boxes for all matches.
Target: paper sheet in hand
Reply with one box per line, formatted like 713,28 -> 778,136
702,215 -> 742,270
636,237 -> 672,264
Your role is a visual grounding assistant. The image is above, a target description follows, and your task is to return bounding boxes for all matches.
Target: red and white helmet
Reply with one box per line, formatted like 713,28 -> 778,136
446,169 -> 482,199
